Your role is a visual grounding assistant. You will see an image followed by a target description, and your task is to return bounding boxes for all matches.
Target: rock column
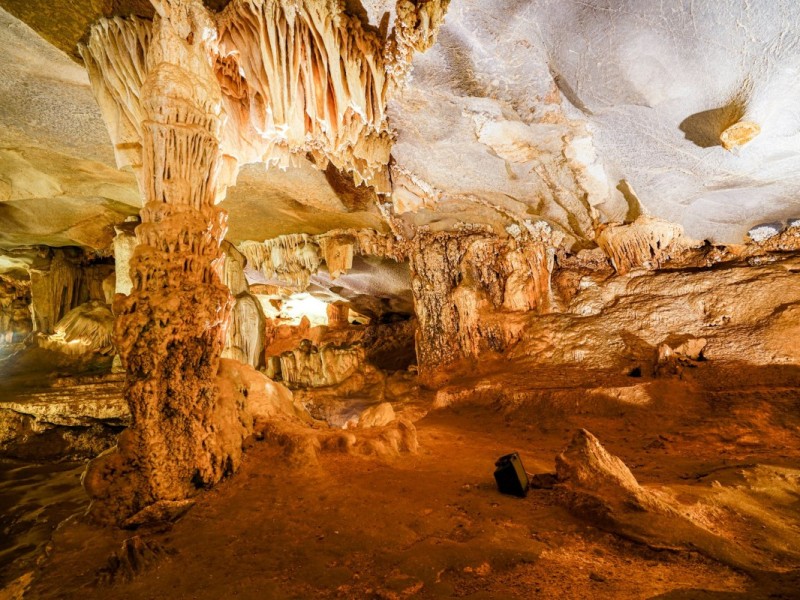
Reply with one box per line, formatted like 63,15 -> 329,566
84,0 -> 239,524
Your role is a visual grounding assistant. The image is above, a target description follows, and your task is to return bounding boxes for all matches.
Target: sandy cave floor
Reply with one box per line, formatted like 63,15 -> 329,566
5,362 -> 800,600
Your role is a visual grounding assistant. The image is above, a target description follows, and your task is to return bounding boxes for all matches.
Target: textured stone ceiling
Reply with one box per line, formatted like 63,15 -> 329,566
0,4 -> 384,251
381,0 -> 800,244
1,0 -> 799,253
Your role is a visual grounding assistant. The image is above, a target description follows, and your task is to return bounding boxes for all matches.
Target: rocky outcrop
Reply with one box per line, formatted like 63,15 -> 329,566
556,429 -> 674,516
553,429 -> 796,571
0,376 -> 128,460
509,253 -> 800,373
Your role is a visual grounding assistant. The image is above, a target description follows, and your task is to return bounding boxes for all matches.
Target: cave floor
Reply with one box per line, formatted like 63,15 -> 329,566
14,364 -> 800,599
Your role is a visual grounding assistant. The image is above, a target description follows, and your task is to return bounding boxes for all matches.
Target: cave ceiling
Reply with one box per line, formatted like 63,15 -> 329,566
1,0 -> 799,256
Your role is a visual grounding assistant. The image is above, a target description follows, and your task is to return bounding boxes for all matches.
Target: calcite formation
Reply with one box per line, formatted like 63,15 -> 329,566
279,339 -> 364,388
409,223 -> 556,377
82,0 -> 239,524
3,2 -> 800,597
0,277 -> 31,345
238,227 -> 405,290
596,216 -> 693,275
29,249 -> 82,334
81,0 -> 450,191
27,248 -> 115,335
221,242 -> 266,368
76,0 -> 449,522
239,233 -> 322,289
41,301 -> 115,356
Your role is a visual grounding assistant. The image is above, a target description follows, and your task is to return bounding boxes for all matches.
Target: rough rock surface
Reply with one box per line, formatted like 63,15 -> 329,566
0,376 -> 127,459
410,224 -> 555,377
506,254 -> 800,373
553,429 -> 800,572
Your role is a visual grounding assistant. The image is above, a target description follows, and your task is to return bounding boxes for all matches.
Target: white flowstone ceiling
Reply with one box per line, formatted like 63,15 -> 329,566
1,0 -> 799,253
383,0 -> 800,244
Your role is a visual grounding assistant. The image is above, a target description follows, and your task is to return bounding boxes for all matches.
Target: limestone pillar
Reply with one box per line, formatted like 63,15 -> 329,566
82,0 -> 239,524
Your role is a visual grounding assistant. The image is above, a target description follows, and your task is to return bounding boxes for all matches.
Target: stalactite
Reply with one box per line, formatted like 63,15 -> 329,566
239,234 -> 322,289
0,278 -> 32,345
238,228 -> 405,292
596,216 -> 689,275
216,0 -> 394,189
81,17 -> 152,179
386,0 -> 451,88
317,234 -> 355,279
83,0 -> 449,193
29,249 -> 82,334
222,294 -> 266,368
41,300 -> 115,356
279,339 -> 363,388
221,241 -> 249,296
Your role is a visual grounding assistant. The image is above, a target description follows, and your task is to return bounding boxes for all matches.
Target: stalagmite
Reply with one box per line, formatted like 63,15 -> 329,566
76,0 -> 451,522
221,242 -> 266,368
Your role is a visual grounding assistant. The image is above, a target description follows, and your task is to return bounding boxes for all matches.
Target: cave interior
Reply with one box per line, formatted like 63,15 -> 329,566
1,1 -> 800,598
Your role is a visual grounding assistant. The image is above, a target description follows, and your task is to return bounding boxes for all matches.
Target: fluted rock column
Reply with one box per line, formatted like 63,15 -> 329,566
83,0 -> 240,524
409,225 -> 556,384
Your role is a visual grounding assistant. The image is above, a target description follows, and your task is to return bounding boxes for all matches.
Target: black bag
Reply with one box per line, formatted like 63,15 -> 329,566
494,452 -> 529,497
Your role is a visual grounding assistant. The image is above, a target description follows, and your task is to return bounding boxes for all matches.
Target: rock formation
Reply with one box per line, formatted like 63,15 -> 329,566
40,301 -> 115,356
75,0 -> 449,523
29,249 -> 83,334
409,223 -> 556,378
80,0 -> 241,524
279,339 -> 364,388
221,242 -> 266,368
2,3 -> 800,598
0,277 -> 31,345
